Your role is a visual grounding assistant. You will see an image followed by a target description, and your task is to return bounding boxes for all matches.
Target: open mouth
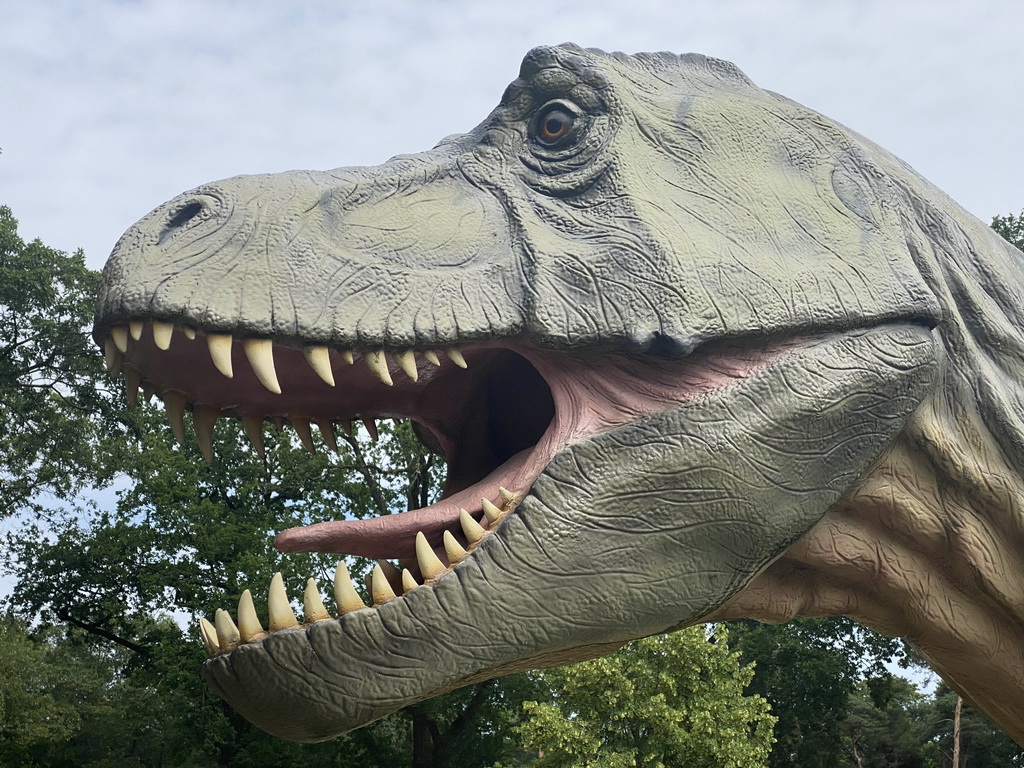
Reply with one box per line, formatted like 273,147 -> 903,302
98,320 -> 804,652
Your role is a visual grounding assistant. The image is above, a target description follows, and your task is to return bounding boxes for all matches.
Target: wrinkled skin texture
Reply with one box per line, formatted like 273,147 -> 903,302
94,45 -> 1024,743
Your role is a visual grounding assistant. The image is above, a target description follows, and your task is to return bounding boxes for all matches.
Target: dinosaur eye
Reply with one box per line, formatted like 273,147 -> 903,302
534,105 -> 575,146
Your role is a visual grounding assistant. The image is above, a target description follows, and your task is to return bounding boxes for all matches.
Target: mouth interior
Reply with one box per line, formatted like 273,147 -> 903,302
99,321 -> 800,568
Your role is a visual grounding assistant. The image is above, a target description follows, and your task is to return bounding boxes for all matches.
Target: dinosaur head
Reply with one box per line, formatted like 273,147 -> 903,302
94,45 -> 939,741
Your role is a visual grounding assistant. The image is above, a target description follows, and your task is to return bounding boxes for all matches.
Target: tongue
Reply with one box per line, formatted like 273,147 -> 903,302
274,448 -> 537,559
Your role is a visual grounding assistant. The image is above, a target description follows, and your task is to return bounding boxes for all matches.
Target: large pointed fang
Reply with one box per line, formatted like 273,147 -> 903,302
292,417 -> 315,453
304,345 -> 335,386
315,419 -> 339,452
268,572 -> 299,631
214,608 -> 240,649
460,508 -> 486,544
193,405 -> 219,464
415,532 -> 447,581
124,368 -> 142,408
402,569 -> 419,593
153,321 -> 174,350
371,564 -> 397,605
423,350 -> 441,366
242,338 -> 281,394
446,348 -> 468,368
241,414 -> 265,459
103,337 -> 122,374
443,530 -> 467,565
362,417 -> 379,442
237,589 -> 265,642
207,333 -> 233,378
395,350 -> 418,382
334,562 -> 368,614
482,498 -> 502,525
365,350 -> 393,386
111,326 -> 129,353
129,320 -> 144,341
162,391 -> 187,446
303,579 -> 332,624
199,617 -> 219,656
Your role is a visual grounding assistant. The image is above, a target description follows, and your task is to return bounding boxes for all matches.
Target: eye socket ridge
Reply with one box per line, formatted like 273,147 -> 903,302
532,101 -> 584,148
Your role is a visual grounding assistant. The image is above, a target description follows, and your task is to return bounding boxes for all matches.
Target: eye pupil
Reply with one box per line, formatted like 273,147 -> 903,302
545,116 -> 565,136
537,107 -> 574,144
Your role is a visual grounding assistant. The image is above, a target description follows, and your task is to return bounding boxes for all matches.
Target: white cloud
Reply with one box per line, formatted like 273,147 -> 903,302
1,0 -> 1021,267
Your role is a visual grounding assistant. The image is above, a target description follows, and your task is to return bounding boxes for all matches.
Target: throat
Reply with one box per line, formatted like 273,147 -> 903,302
709,414 -> 1024,743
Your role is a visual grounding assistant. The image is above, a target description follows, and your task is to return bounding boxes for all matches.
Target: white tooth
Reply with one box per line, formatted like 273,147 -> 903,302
362,417 -> 379,442
446,348 -> 468,368
315,419 -> 339,452
207,333 -> 233,378
241,414 -> 265,459
268,572 -> 299,631
423,350 -> 441,366
371,563 -> 397,605
402,569 -> 419,594
499,487 -> 517,507
339,349 -> 354,365
129,320 -> 144,341
304,346 -> 335,387
443,530 -> 467,565
198,617 -> 219,656
415,532 -> 447,581
194,405 -> 219,464
303,578 -> 332,624
334,561 -> 368,614
182,327 -> 196,340
153,321 -> 174,350
124,368 -> 142,408
237,589 -> 265,642
112,326 -> 129,353
482,498 -> 502,525
395,350 -> 418,382
243,338 -> 281,394
163,391 -> 187,446
460,508 -> 486,544
214,608 -> 240,648
365,349 -> 393,386
103,337 -> 122,375
292,417 -> 316,453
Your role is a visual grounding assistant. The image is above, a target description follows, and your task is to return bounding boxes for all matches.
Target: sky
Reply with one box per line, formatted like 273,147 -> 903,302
1,0 -> 1022,271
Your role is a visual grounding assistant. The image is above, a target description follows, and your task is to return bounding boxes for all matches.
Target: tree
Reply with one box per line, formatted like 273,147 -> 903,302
728,617 -> 916,768
513,626 -> 776,768
0,205 -> 123,519
839,677 -> 931,768
926,683 -> 1024,768
991,210 -> 1024,250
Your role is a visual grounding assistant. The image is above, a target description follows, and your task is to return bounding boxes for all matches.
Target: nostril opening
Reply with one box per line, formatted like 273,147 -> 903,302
167,201 -> 204,229
159,201 -> 206,245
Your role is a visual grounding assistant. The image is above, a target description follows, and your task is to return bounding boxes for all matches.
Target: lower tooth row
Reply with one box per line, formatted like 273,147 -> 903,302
199,489 -> 520,658
105,321 -> 468,392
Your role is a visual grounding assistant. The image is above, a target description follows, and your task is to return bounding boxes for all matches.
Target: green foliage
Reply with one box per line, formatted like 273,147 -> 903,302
0,205 -> 122,518
728,617 -> 914,768
513,626 -> 776,768
992,209 -> 1024,250
926,684 -> 1024,768
839,677 -> 932,768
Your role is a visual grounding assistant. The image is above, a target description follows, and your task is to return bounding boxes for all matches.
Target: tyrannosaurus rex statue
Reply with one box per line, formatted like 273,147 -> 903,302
93,45 -> 1024,743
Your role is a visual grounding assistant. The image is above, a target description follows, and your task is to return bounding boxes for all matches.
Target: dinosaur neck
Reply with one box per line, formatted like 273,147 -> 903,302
710,394 -> 1024,742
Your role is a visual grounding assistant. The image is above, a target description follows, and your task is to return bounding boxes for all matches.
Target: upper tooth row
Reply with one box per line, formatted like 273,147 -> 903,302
104,321 -> 469,392
199,488 -> 520,658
